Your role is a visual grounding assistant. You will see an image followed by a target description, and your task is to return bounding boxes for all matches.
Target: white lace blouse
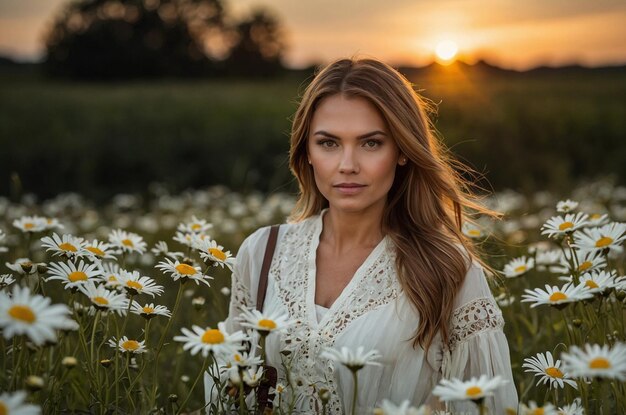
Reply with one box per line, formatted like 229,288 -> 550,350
220,213 -> 518,414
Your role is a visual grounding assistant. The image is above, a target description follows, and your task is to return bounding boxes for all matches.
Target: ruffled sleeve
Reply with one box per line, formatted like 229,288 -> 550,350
224,226 -> 273,333
441,263 -> 519,414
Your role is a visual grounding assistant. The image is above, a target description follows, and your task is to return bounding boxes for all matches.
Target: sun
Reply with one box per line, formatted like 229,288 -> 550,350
435,40 -> 458,64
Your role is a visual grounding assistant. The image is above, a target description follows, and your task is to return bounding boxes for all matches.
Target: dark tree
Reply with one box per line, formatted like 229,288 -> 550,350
43,0 -> 243,79
219,8 -> 286,77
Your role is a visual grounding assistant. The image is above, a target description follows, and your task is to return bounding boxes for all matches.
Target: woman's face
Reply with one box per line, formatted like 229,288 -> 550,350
307,94 -> 403,215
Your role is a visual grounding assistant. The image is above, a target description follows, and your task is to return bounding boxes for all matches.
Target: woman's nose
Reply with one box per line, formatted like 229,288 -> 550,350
338,148 -> 359,174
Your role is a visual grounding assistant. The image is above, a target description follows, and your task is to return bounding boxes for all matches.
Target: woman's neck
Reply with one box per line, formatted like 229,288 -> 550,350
321,205 -> 385,254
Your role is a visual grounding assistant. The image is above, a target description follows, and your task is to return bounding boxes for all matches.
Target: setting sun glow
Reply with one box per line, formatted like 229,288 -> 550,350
435,40 -> 459,64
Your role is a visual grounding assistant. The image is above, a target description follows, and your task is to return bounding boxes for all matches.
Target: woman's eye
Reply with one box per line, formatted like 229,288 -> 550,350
317,139 -> 337,148
364,139 -> 381,148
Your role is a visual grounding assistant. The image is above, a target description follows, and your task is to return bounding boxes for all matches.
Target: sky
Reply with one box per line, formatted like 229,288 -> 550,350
1,0 -> 625,69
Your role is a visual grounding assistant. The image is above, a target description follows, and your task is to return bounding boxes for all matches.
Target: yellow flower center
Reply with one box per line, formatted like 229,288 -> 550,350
595,236 -> 613,248
93,296 -> 109,305
108,275 -> 117,282
585,280 -> 599,289
175,263 -> 197,275
0,402 -> 7,415
545,366 -> 564,378
532,409 -> 545,415
69,271 -> 88,282
201,329 -> 225,344
590,213 -> 601,220
122,238 -> 134,247
24,222 -> 34,229
234,353 -> 242,362
466,386 -> 482,397
8,305 -> 36,323
559,222 -> 574,231
87,246 -> 105,256
142,306 -> 154,314
578,261 -> 592,271
126,280 -> 143,290
122,340 -> 140,351
549,292 -> 567,302
589,357 -> 611,369
258,319 -> 277,330
191,224 -> 201,231
514,265 -> 527,273
59,242 -> 77,252
467,229 -> 481,237
209,248 -> 226,261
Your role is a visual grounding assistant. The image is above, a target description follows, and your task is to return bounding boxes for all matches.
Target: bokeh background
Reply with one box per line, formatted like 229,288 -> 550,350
1,0 -> 625,201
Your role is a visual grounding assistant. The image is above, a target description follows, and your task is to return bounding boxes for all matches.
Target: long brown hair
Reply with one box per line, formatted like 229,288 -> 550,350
288,57 -> 495,351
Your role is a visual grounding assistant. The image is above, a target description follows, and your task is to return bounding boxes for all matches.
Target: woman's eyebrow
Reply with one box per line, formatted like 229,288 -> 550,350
312,130 -> 388,139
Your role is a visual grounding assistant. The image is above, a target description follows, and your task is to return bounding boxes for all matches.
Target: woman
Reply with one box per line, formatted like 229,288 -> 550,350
224,57 -> 518,413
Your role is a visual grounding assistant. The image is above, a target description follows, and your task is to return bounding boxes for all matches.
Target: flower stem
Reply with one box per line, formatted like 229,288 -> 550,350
350,369 -> 359,415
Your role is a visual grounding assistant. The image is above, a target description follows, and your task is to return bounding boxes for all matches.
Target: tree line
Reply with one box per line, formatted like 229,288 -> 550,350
44,0 -> 287,79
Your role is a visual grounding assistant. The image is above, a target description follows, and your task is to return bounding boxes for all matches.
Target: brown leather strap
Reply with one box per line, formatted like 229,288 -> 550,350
256,225 -> 280,312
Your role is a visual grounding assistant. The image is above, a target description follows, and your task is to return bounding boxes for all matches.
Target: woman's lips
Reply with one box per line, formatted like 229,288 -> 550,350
333,183 -> 366,194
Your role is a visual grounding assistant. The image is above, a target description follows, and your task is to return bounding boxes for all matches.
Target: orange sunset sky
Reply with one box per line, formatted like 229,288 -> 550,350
1,0 -> 625,69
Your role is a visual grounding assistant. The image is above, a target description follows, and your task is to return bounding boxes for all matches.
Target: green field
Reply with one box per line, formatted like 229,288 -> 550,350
1,64 -> 625,201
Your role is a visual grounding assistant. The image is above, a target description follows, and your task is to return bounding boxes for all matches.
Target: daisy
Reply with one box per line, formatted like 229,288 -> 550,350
0,390 -> 40,415
522,351 -> 577,389
0,285 -> 75,345
118,270 -> 163,297
173,322 -> 247,357
521,283 -> 593,309
177,215 -> 213,234
173,231 -> 194,247
150,241 -> 184,259
561,342 -> 626,381
108,336 -> 147,354
40,233 -> 87,259
560,270 -> 617,295
97,262 -> 124,288
242,366 -> 264,387
0,229 -> 8,253
535,250 -> 567,274
13,215 -> 47,233
155,258 -> 213,286
556,199 -> 578,213
462,222 -> 485,239
321,345 -> 382,371
561,249 -> 606,274
130,301 -> 171,319
78,282 -> 129,315
585,213 -> 609,227
238,307 -> 295,335
541,213 -> 588,238
223,349 -> 263,368
374,399 -> 430,415
108,229 -> 147,255
83,239 -> 117,261
520,401 -> 557,415
557,398 -> 584,415
193,237 -> 236,270
502,256 -> 534,278
432,375 -> 507,402
43,217 -> 63,231
0,274 -> 16,288
6,258 -> 39,275
573,222 -> 626,255
46,260 -> 102,289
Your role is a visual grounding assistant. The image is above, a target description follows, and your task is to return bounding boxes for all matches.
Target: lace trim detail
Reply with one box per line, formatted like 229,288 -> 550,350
230,267 -> 253,312
270,216 -> 400,414
447,297 -> 504,351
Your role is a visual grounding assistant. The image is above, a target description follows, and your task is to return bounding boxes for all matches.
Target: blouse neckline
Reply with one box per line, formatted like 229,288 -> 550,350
306,210 -> 389,328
